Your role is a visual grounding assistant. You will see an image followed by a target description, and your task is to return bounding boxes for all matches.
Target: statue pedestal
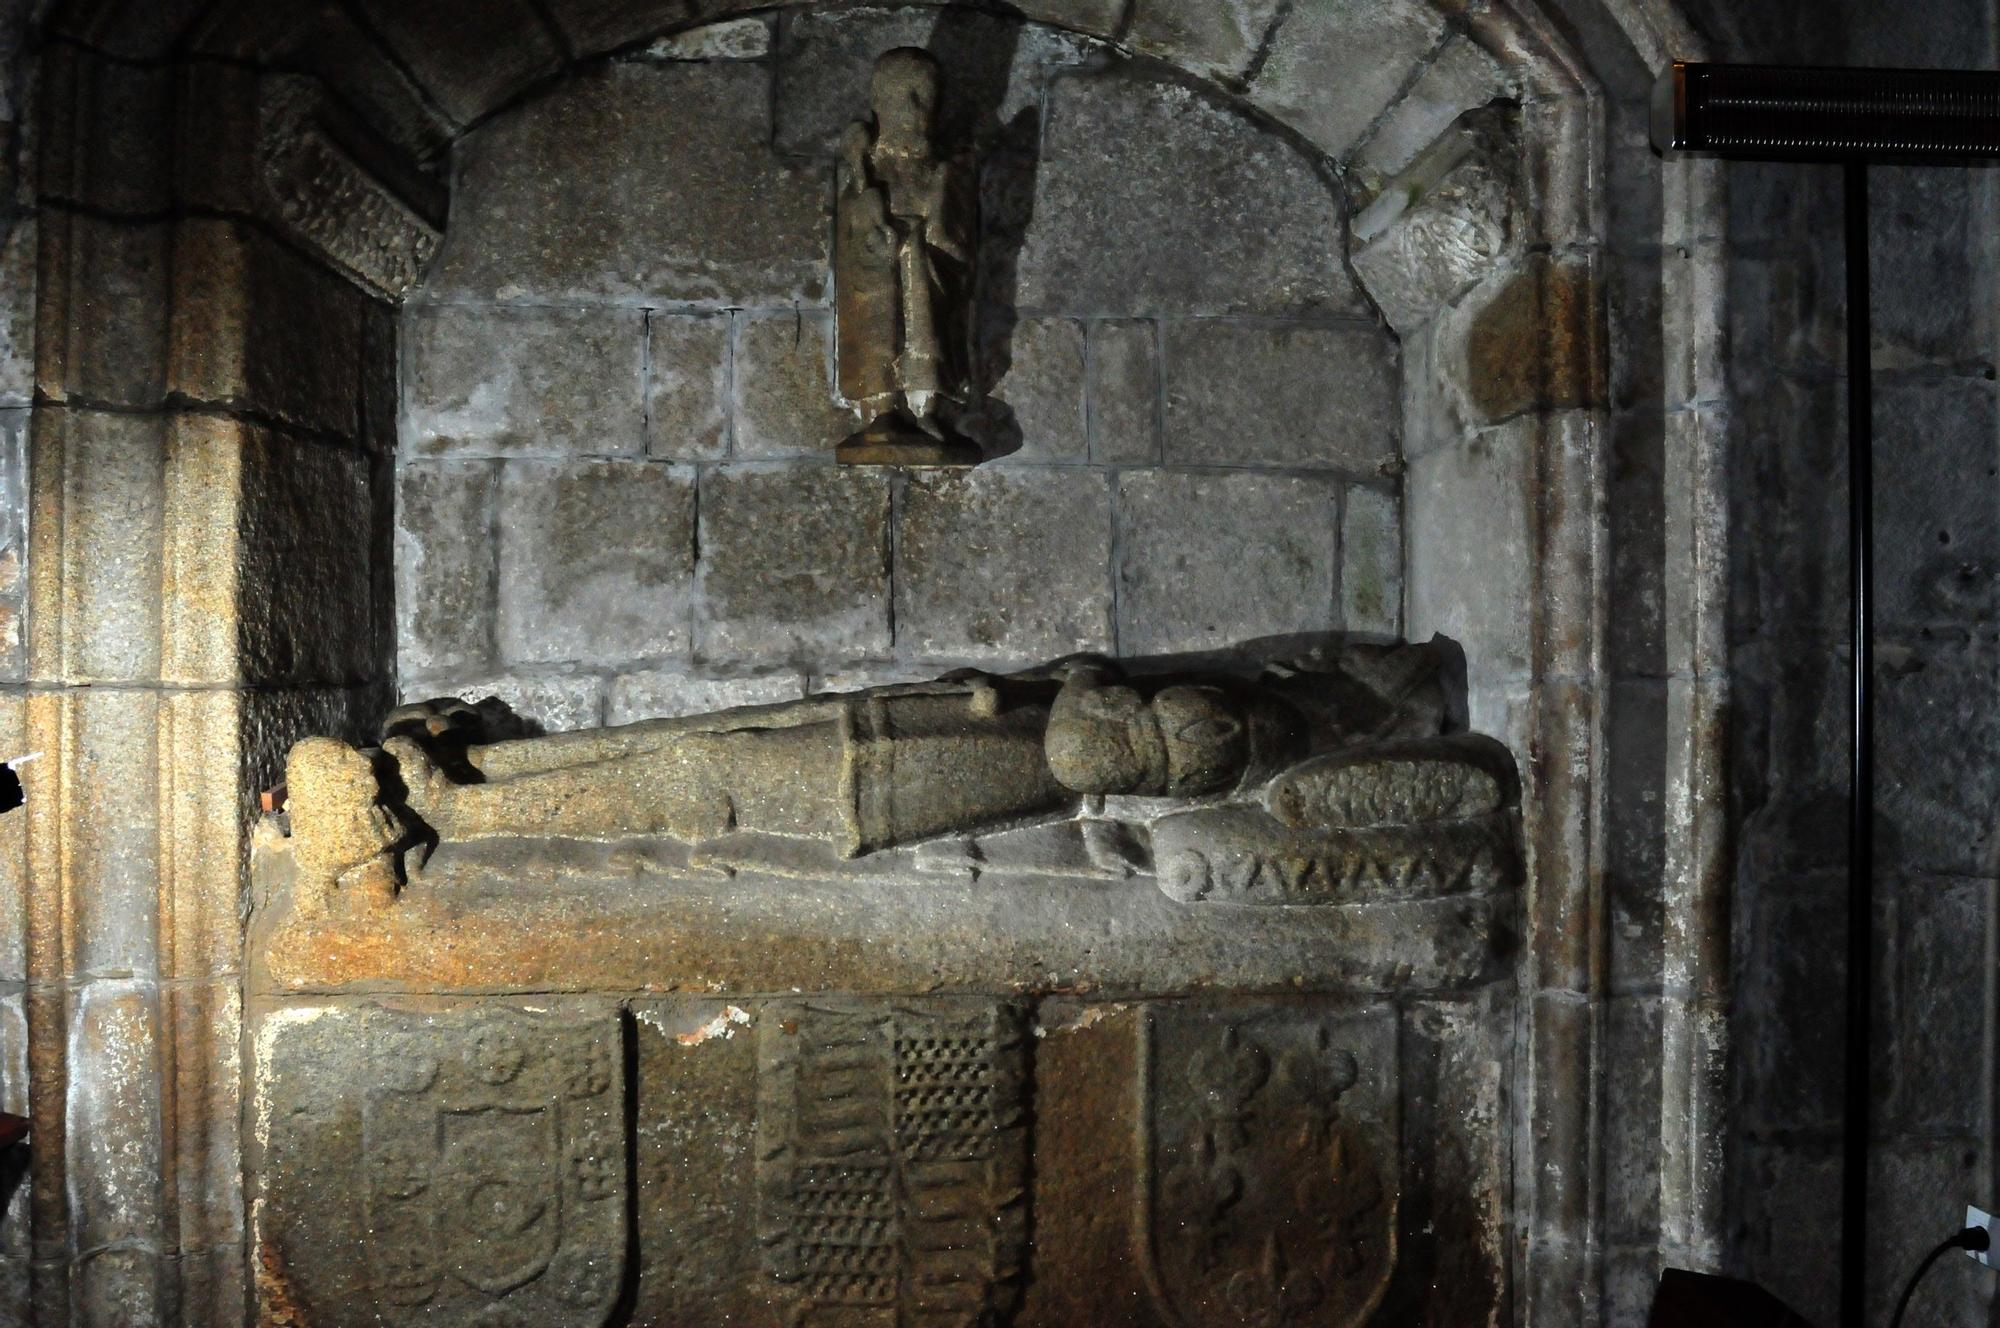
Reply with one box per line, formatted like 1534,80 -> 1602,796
835,408 -> 983,466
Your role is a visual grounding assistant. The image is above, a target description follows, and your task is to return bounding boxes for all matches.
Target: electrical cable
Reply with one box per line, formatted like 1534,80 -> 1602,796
1887,1225 -> 1990,1328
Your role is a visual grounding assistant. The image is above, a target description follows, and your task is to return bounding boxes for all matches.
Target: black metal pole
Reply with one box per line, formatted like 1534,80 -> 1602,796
1840,157 -> 1874,1328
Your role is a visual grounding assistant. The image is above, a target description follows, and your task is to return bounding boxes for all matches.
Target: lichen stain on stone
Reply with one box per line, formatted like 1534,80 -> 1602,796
255,1236 -> 310,1328
250,1007 -> 339,1151
666,1004 -> 753,1045
1034,1002 -> 1127,1037
1463,258 -> 1600,422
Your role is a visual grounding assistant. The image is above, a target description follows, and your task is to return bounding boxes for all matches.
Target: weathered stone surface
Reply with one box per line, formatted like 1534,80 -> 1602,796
360,303 -> 399,455
1354,106 -> 1520,336
251,1002 -> 627,1326
67,980 -> 163,1249
1343,483 -> 1402,636
607,670 -> 808,725
75,1248 -> 165,1327
544,0 -> 765,57
624,998 -> 761,1321
1086,318 -> 1159,462
0,409 -> 22,681
0,217 -> 33,406
0,695 -> 23,979
349,0 -> 564,127
395,462 -> 498,678
1437,255 -> 1602,425
252,75 -> 444,299
809,661 -> 948,693
1736,876 -> 1845,1134
1265,736 -> 1515,829
47,0 -> 211,61
496,460 -> 694,666
171,219 -> 371,438
1006,0 -> 1129,35
1877,633 -> 2000,878
1601,994 -> 1663,1244
644,16 -> 773,60
757,998 -> 1029,1324
773,6 -> 1097,155
732,310 -> 853,459
694,464 -> 890,665
1870,165 -> 1999,367
1405,423 -> 1534,680
431,63 -> 829,304
39,47 -> 175,213
645,311 -> 730,461
1125,0 -> 1283,81
1143,1003 -> 1400,1325
404,304 -> 646,459
897,468 -> 1113,662
990,315 -> 1086,462
1606,678 -> 1667,993
1163,321 -> 1399,470
1249,0 -> 1448,159
1017,69 -> 1360,316
1866,1144 -> 1990,1327
45,409 -> 166,684
1729,1142 -> 1834,1328
190,1 -> 455,161
254,991 -> 1473,1324
1883,874 -> 1990,1136
1155,807 -> 1514,904
164,982 -> 244,1247
405,672 -> 606,736
1117,470 -> 1337,655
217,422 -> 380,687
38,213 -> 171,408
1874,376 -> 1998,630
1355,35 -> 1509,189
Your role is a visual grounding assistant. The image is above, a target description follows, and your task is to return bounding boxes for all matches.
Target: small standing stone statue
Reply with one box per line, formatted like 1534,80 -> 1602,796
833,48 -> 983,466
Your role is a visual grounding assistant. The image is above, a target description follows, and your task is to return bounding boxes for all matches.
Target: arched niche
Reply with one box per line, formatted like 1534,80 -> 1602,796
9,1 -> 1728,1325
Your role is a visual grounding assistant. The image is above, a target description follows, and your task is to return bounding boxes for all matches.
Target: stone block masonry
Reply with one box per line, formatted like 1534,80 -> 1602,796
395,29 -> 1413,731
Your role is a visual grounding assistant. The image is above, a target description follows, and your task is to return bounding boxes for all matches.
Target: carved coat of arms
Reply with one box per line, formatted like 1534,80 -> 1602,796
756,997 -> 1029,1327
1142,1005 -> 1399,1328
361,1006 -> 626,1327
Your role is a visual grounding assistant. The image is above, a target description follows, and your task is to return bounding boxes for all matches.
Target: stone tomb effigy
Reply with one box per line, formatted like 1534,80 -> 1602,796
245,643 -> 1519,1327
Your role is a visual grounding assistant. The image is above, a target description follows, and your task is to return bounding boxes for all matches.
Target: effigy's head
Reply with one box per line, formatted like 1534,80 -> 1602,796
872,47 -> 941,144
1046,674 -> 1249,797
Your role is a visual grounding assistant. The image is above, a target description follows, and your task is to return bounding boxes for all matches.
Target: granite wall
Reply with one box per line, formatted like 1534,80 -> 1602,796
392,9 -> 1431,727
0,0 -> 36,1300
1686,1 -> 2000,1324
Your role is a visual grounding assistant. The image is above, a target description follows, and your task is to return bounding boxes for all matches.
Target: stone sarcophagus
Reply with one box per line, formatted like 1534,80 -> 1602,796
245,643 -> 1519,1326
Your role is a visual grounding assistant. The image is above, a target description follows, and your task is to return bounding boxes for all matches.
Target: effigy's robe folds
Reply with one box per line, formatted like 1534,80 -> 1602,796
246,644 -> 1520,1327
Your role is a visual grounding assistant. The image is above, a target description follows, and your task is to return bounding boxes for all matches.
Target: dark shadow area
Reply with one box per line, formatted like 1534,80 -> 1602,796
924,3 -> 1042,460
0,1128 -> 26,1242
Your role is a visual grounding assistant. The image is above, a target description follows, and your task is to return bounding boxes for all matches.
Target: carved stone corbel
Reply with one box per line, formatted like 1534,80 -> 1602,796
257,75 -> 445,298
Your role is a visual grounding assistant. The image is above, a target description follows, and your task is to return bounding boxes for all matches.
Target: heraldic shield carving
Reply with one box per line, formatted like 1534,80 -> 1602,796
360,1005 -> 627,1327
1142,1004 -> 1400,1328
756,996 -> 1030,1328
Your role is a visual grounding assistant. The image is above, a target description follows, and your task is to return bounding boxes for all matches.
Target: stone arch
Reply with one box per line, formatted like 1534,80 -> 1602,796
11,1 -> 1726,1326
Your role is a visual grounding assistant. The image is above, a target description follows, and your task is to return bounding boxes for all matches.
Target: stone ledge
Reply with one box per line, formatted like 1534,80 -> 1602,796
248,830 -> 1511,996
